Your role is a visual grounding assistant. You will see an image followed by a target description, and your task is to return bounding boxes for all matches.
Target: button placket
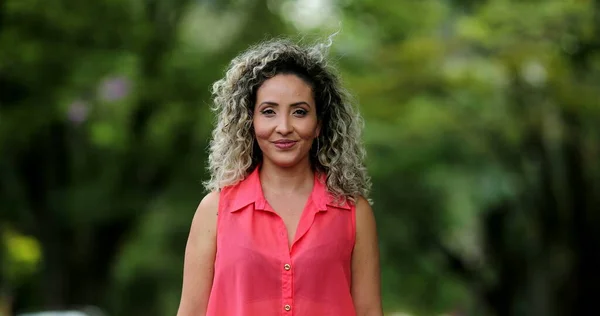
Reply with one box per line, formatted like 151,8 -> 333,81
281,222 -> 293,314
282,257 -> 293,313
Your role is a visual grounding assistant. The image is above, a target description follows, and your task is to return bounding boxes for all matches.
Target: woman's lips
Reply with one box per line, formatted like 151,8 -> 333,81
273,140 -> 297,149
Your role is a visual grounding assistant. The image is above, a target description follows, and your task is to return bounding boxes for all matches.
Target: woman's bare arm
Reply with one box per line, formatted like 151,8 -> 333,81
351,196 -> 384,316
177,191 -> 219,316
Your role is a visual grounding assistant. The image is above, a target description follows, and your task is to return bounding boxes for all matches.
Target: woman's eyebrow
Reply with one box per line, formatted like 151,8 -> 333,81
290,101 -> 311,108
259,101 -> 279,107
258,101 -> 311,108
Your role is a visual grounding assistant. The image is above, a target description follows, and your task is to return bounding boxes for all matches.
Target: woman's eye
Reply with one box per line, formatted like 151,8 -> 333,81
294,109 -> 308,116
261,109 -> 275,116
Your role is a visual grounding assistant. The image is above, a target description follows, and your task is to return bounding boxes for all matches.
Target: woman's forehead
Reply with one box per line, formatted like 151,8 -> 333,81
256,74 -> 314,101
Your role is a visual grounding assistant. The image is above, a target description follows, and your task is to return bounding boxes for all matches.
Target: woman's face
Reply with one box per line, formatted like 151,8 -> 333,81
253,73 -> 320,169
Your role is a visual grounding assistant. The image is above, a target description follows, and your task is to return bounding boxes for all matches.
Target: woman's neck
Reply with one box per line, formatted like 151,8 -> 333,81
259,160 -> 314,195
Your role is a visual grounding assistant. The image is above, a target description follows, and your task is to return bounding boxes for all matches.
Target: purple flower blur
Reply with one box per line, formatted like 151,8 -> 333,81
67,100 -> 89,125
98,76 -> 130,102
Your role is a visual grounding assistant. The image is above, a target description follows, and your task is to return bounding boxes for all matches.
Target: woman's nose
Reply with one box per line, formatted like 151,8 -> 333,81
275,116 -> 293,135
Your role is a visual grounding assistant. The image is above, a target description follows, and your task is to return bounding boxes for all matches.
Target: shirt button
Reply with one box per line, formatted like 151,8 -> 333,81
284,304 -> 291,311
284,264 -> 291,271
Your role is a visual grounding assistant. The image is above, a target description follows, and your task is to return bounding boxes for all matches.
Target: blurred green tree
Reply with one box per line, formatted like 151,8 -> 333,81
337,0 -> 600,314
0,0 -> 288,314
2,0 -> 599,315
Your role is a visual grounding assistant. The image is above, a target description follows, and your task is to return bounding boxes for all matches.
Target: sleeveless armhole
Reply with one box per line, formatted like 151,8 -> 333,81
215,189 -> 226,257
350,199 -> 357,252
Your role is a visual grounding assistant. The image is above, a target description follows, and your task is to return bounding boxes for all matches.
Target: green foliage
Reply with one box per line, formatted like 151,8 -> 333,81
337,0 -> 600,314
1,0 -> 599,315
1,228 -> 41,286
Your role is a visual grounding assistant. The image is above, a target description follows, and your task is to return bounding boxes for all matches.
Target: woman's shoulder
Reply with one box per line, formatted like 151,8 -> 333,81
220,170 -> 258,197
206,173 -> 257,213
354,195 -> 371,209
194,191 -> 220,219
353,195 -> 376,236
353,195 -> 373,215
200,191 -> 220,208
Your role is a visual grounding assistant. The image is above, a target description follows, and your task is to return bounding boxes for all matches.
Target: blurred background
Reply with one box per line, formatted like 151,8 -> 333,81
1,0 -> 599,315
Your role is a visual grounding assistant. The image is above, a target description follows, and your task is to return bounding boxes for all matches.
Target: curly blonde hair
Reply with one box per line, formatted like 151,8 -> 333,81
204,37 -> 371,203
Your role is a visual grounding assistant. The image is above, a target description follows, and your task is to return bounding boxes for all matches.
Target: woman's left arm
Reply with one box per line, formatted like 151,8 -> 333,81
351,197 -> 384,316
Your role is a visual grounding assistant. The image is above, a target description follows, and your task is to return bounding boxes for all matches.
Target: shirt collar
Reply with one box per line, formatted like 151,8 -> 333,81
229,166 -> 351,212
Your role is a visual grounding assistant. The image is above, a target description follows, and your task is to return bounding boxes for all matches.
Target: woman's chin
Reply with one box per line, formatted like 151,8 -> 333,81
264,153 -> 309,169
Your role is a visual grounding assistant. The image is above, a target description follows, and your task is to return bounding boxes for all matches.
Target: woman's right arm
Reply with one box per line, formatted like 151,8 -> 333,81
176,191 -> 219,316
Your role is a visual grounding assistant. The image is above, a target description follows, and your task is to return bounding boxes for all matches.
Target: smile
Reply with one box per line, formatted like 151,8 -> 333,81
272,140 -> 298,149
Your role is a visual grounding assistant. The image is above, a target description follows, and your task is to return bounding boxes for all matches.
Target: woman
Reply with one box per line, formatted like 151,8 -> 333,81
177,37 -> 383,316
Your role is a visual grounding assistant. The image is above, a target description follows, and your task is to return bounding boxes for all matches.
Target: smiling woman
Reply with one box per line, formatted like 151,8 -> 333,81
254,74 -> 320,169
176,37 -> 383,316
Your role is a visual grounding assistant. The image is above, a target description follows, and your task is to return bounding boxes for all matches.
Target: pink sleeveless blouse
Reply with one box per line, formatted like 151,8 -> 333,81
206,167 -> 357,316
